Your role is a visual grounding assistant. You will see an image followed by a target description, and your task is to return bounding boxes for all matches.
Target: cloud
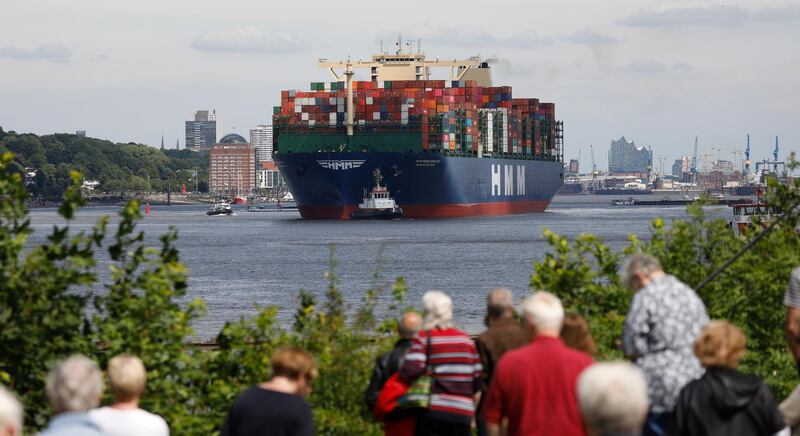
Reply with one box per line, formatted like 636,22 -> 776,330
671,62 -> 693,73
0,42 -> 72,63
621,60 -> 668,74
192,27 -> 308,54
558,30 -> 619,45
620,4 -> 800,27
91,54 -> 110,62
621,60 -> 693,75
620,5 -> 748,27
378,27 -> 617,51
376,27 -> 496,49
751,4 -> 800,22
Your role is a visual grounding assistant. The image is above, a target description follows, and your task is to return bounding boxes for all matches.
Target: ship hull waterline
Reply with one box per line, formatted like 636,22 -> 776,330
274,151 -> 564,220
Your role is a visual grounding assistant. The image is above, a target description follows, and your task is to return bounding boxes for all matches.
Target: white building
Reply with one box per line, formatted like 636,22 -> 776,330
257,161 -> 282,189
250,125 -> 274,163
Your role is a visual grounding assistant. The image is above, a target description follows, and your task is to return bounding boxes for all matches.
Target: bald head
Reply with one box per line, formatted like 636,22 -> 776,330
487,288 -> 515,319
398,312 -> 422,340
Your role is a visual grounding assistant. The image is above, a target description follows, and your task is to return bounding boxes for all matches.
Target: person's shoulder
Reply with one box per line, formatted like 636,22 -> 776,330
497,342 -> 533,366
559,344 -> 594,366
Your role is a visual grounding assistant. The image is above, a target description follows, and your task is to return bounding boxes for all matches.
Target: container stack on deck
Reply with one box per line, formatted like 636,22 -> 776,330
273,79 -> 558,158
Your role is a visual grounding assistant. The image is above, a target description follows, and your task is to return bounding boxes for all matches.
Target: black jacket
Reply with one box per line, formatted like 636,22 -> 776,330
675,367 -> 785,436
364,339 -> 413,411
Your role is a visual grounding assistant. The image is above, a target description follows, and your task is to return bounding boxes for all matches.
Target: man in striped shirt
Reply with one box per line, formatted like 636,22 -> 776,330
784,266 -> 800,375
401,290 -> 482,436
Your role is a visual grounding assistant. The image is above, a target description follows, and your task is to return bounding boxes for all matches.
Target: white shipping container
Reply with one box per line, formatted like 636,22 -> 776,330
301,112 -> 309,121
366,97 -> 373,105
329,97 -> 336,105
295,105 -> 302,113
373,112 -> 380,120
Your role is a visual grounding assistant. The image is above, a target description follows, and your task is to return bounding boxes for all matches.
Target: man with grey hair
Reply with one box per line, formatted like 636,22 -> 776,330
0,385 -> 23,436
621,253 -> 708,436
482,291 -> 593,436
577,361 -> 649,436
475,288 -> 528,435
40,355 -> 106,436
364,311 -> 422,412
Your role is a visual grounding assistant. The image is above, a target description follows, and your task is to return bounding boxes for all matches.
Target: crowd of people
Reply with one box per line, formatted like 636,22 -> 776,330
1,254 -> 800,435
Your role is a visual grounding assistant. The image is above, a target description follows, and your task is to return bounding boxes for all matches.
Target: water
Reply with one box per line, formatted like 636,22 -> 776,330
26,195 -> 731,339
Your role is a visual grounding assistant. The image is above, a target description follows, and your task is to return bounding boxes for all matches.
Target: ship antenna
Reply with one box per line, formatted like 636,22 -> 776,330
396,34 -> 402,55
417,38 -> 422,54
380,39 -> 384,54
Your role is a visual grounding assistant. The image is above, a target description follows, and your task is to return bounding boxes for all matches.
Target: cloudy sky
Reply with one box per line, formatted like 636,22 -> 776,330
1,0 -> 797,170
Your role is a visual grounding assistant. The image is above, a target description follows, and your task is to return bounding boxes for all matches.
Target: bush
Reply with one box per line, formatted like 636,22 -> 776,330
2,147 -> 800,434
532,159 -> 800,397
0,151 -> 402,434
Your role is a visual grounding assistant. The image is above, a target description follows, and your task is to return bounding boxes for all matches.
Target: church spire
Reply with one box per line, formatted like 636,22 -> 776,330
160,133 -> 165,151
176,138 -> 180,150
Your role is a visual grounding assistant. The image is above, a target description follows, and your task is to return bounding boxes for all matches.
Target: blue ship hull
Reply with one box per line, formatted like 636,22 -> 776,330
273,152 -> 564,219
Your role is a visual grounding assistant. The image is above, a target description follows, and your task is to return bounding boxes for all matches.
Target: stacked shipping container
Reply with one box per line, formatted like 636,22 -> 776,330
273,80 -> 557,157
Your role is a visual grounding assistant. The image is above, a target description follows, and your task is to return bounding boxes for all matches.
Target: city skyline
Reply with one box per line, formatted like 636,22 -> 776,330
1,0 -> 798,169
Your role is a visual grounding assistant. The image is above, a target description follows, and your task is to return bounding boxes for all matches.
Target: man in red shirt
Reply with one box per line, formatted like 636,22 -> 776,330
482,291 -> 593,436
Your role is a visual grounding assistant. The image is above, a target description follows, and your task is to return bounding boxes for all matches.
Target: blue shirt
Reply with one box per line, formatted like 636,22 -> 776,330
39,412 -> 106,436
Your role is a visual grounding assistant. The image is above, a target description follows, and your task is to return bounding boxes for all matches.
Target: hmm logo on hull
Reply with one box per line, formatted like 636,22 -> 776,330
491,165 -> 526,196
317,160 -> 365,170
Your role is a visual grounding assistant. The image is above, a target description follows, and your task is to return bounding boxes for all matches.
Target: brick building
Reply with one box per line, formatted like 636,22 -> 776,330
209,134 -> 255,197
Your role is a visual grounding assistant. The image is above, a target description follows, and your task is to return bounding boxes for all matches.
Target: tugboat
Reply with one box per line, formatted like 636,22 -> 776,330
728,201 -> 780,237
349,169 -> 403,220
207,201 -> 233,216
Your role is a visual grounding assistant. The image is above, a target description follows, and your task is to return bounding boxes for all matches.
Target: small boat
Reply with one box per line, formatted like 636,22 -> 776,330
233,196 -> 247,205
612,197 -> 637,206
728,201 -> 780,236
349,169 -> 403,220
247,202 -> 298,212
207,202 -> 233,216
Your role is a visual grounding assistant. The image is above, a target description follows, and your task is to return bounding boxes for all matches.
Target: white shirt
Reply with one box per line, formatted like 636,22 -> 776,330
89,406 -> 170,436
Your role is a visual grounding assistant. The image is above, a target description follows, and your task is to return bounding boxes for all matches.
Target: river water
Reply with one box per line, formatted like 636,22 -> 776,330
26,195 -> 732,339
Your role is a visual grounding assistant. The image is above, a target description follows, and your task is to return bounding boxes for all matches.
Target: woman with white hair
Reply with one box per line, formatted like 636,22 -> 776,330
0,385 -> 23,436
40,355 -> 105,436
400,291 -> 481,436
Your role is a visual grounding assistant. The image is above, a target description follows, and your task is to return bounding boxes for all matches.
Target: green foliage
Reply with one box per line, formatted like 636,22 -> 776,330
532,157 -> 800,397
0,152 -> 401,434
4,142 -> 800,435
0,130 -> 210,196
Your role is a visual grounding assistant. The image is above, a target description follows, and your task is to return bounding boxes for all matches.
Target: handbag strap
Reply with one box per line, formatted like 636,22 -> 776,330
424,330 -> 432,375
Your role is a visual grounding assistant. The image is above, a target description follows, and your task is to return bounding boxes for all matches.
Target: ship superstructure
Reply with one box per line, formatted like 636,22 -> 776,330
272,39 -> 564,219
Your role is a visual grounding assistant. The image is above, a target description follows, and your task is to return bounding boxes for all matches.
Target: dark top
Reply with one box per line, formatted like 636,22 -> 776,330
675,367 -> 785,436
221,386 -> 314,436
364,338 -> 413,411
475,316 -> 529,394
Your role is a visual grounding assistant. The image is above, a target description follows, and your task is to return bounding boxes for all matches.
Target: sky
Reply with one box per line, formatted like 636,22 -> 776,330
0,0 -> 798,171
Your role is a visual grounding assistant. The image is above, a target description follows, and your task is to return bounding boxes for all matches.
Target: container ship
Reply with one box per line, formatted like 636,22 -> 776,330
273,40 -> 564,219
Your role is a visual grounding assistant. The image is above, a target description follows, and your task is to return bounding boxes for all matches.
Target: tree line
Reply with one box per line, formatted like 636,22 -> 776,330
0,126 -> 210,197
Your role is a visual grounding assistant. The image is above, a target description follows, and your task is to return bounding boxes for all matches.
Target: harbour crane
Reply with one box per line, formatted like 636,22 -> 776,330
774,136 -> 780,172
690,137 -> 699,185
590,144 -> 599,190
744,133 -> 751,176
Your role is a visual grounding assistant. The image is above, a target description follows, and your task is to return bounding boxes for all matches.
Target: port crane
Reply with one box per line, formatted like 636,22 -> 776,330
589,144 -> 599,191
690,137 -> 699,185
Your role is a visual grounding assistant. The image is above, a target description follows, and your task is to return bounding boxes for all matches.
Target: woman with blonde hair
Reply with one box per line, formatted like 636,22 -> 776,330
675,321 -> 786,436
